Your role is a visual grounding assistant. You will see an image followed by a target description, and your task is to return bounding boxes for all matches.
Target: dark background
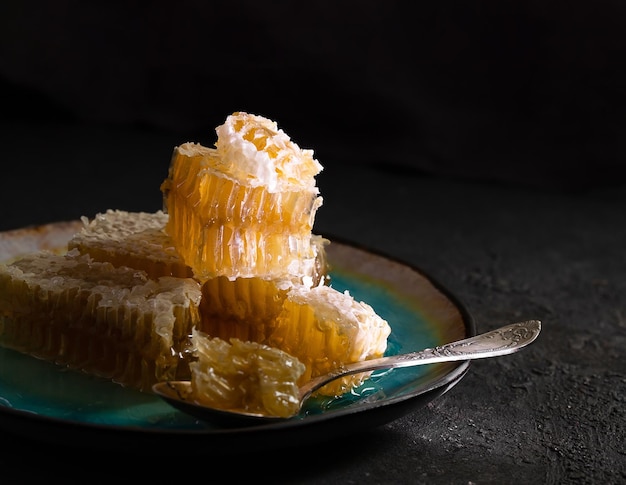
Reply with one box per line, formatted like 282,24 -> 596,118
1,3 -> 625,484
2,1 -> 626,194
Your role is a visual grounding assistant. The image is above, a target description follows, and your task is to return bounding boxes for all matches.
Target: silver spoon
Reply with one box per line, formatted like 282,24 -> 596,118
152,319 -> 541,426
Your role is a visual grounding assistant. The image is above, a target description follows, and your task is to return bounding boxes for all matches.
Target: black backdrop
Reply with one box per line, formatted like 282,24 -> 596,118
2,1 -> 625,191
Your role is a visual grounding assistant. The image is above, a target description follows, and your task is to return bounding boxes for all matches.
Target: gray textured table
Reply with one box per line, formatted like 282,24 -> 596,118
0,120 -> 624,484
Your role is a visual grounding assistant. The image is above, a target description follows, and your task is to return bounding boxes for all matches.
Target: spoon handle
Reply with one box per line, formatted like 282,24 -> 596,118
300,319 -> 541,399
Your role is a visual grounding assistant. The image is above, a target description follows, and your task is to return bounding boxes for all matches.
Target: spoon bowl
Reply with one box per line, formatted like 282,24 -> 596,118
153,319 -> 541,427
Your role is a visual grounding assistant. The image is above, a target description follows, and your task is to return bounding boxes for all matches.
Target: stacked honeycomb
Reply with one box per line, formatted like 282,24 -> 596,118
0,112 -> 390,416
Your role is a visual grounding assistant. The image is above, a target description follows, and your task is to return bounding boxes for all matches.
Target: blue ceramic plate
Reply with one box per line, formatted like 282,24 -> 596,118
0,222 -> 473,454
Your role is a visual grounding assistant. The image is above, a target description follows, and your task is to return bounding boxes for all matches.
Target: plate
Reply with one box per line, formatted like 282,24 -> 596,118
0,221 -> 474,455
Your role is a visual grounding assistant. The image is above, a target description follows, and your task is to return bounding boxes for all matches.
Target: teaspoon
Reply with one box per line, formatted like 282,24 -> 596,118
152,319 -> 541,426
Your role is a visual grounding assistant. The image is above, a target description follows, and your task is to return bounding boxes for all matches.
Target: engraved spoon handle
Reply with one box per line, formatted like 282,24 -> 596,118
299,320 -> 541,400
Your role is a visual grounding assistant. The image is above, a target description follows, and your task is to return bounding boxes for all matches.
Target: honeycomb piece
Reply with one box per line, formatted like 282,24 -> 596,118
161,112 -> 324,282
68,209 -> 192,279
189,329 -> 306,418
268,285 -> 392,396
0,250 -> 201,391
197,282 -> 391,398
